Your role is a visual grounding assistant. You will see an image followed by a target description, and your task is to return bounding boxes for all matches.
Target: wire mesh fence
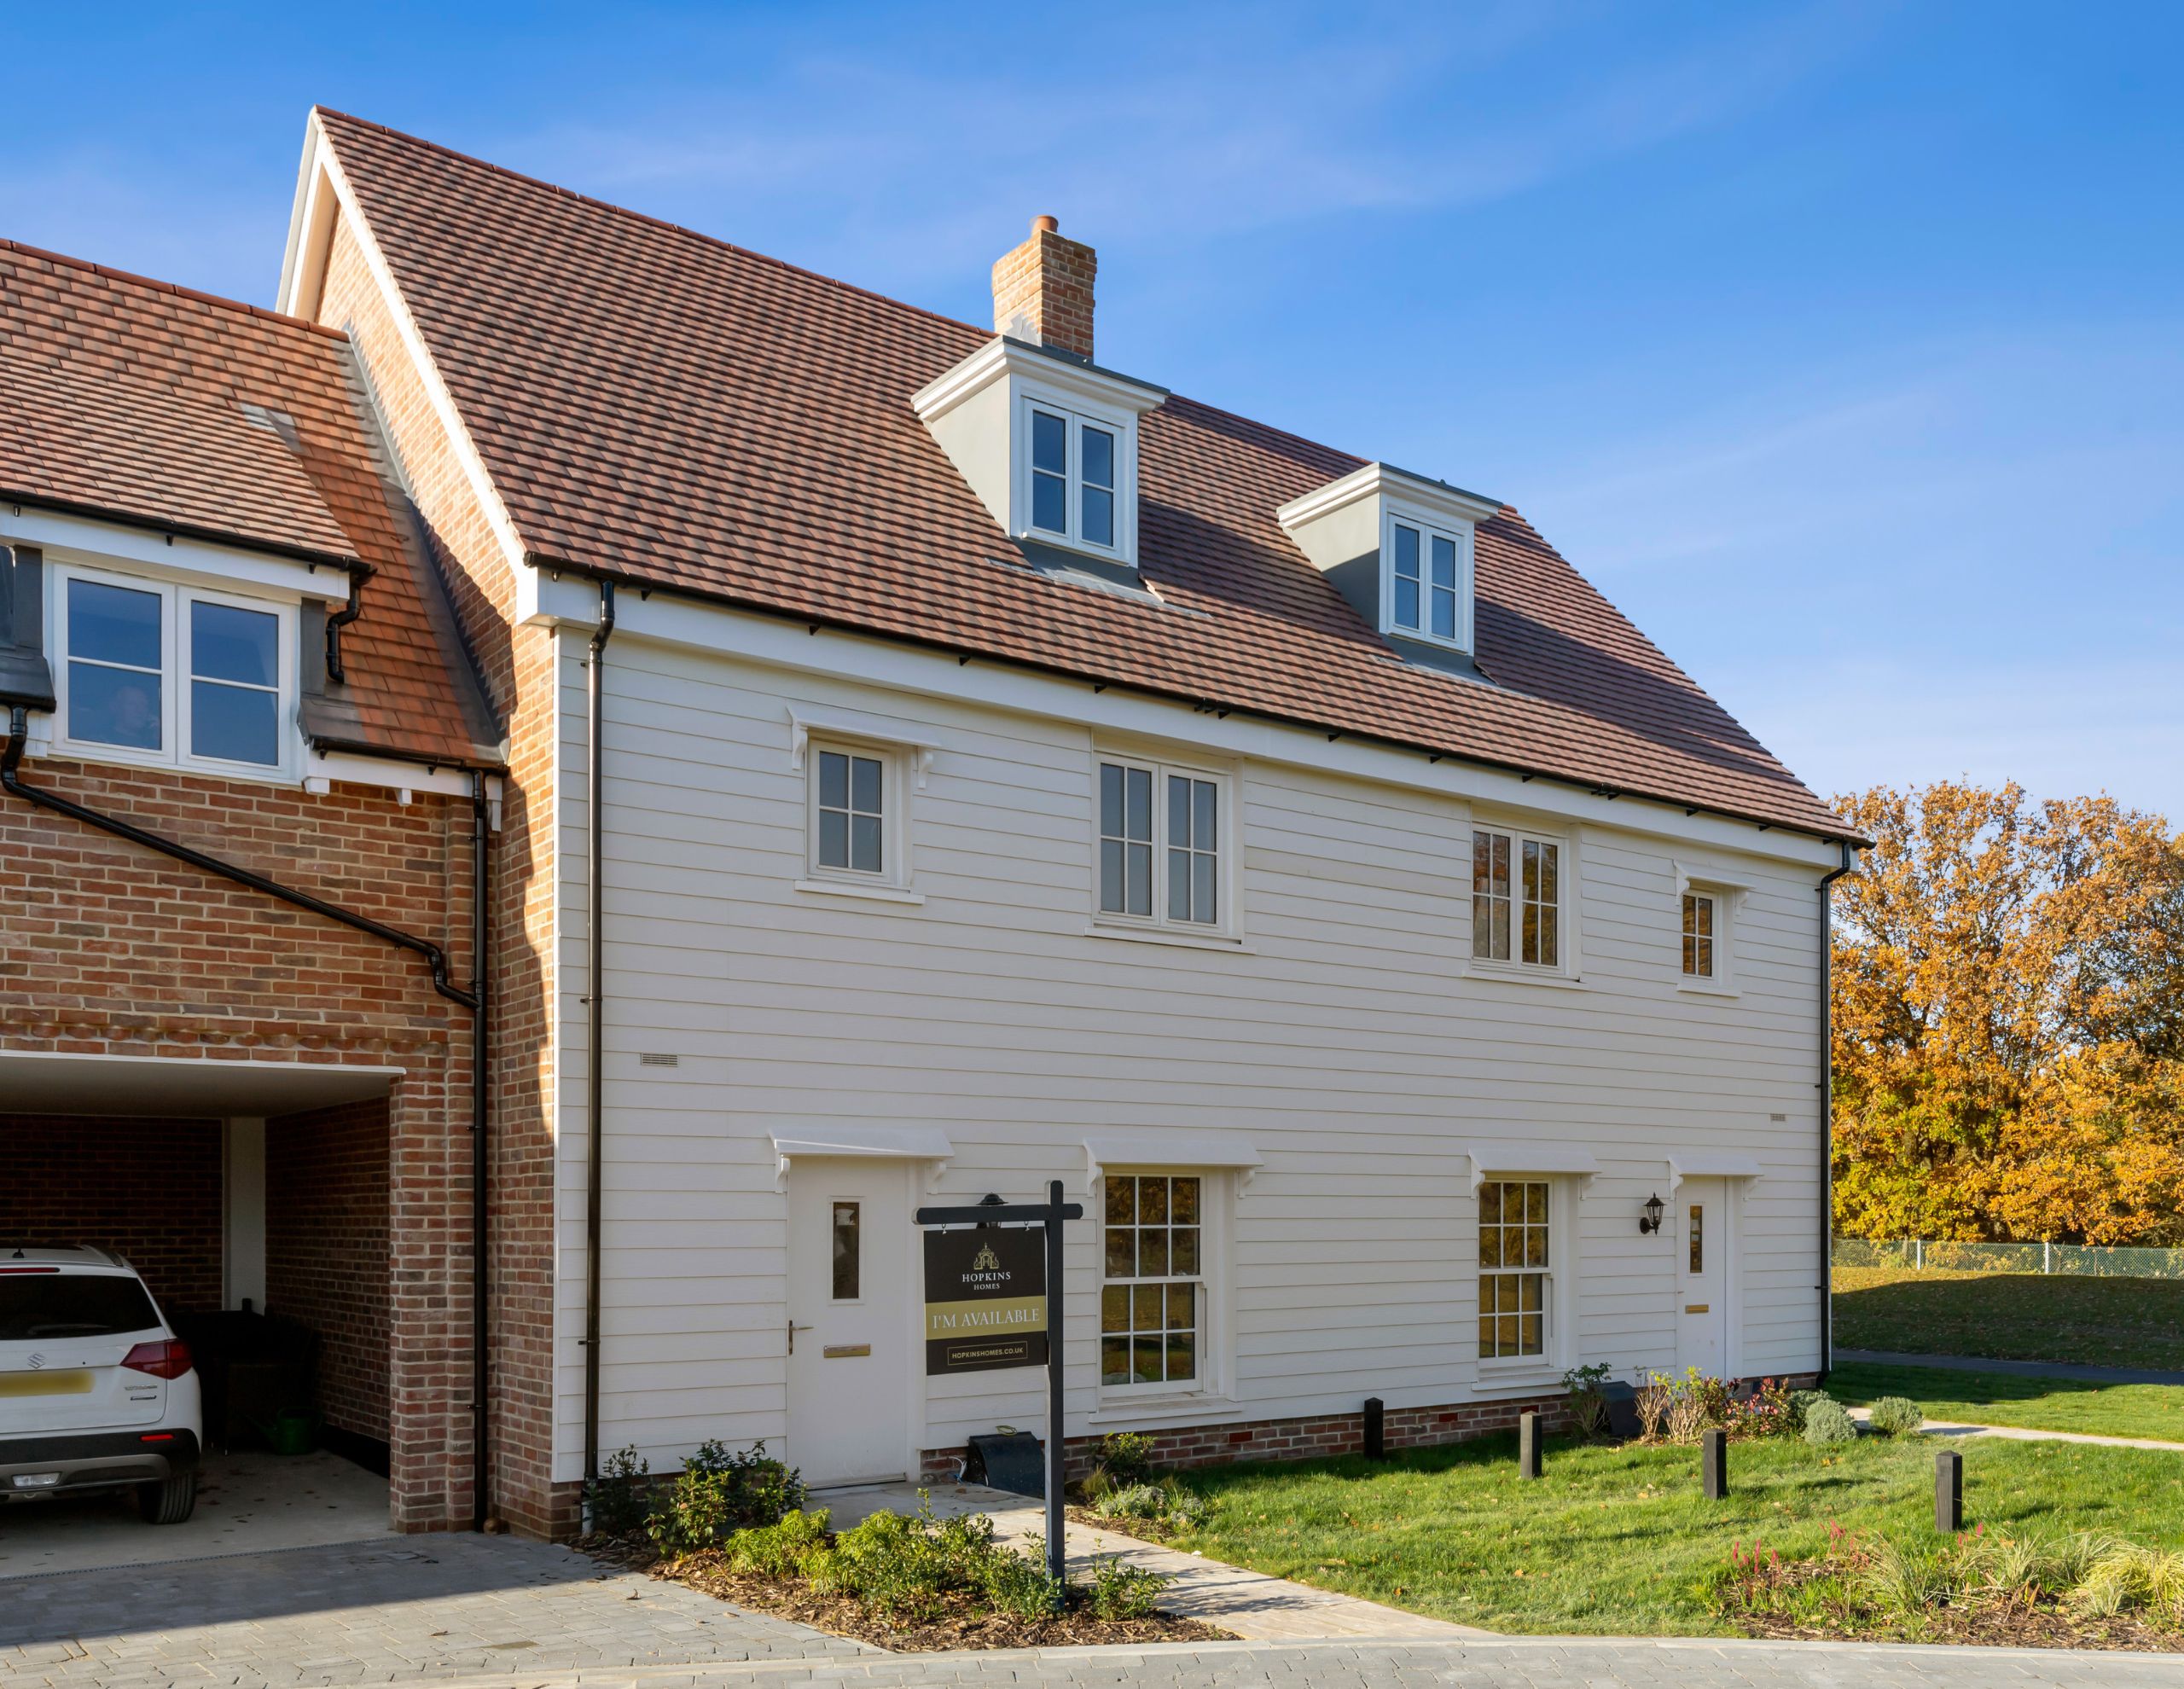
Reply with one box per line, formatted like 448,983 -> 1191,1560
1833,1237 -> 2184,1280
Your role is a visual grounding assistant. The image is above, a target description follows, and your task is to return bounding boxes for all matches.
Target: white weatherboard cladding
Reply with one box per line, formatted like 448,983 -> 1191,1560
550,626 -> 1828,1480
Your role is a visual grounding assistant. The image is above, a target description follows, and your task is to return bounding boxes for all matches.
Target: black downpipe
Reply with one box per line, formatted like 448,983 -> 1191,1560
469,769 -> 491,1530
581,582 -> 617,1521
324,566 -> 367,684
1815,839 -> 1856,1383
3,704 -> 495,1524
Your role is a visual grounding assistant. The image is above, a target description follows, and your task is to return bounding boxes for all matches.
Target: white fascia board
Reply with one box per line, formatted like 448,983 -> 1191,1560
550,585 -> 1842,870
292,111 -> 531,581
275,119 -> 338,320
304,747 -> 503,806
1277,461 -> 1502,534
912,335 -> 1168,427
6,508 -> 350,603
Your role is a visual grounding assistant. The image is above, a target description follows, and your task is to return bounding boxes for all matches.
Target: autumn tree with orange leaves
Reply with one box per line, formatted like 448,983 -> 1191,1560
1830,781 -> 2184,1245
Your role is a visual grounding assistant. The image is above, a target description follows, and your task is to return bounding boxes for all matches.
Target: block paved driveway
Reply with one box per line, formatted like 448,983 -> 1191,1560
0,1531 -> 871,1686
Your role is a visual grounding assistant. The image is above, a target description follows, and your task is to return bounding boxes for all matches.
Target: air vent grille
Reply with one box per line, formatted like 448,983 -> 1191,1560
638,1053 -> 680,1068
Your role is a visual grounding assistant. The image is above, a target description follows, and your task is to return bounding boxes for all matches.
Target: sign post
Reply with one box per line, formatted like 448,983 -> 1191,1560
916,1180 -> 1083,1591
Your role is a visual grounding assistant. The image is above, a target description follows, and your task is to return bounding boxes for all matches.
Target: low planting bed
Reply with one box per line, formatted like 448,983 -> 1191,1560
579,1440 -> 1228,1651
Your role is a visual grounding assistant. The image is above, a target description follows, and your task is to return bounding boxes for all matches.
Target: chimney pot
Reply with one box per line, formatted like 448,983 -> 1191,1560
993,217 -> 1097,362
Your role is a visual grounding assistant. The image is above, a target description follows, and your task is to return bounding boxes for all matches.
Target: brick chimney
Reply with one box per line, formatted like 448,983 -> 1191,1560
991,215 -> 1096,362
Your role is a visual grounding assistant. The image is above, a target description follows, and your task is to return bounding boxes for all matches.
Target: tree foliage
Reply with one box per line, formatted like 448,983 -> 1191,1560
1831,781 -> 2184,1245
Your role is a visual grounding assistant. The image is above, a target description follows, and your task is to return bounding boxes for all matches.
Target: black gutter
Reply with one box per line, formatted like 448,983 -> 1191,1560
3,703 -> 495,1525
3,486 -> 365,575
521,551 -> 1867,851
1815,839 -> 1857,1384
580,580 -> 616,1522
468,769 -> 492,1530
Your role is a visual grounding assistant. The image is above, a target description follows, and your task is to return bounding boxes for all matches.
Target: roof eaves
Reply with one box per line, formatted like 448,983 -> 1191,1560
523,548 -> 1862,847
0,487 -> 366,575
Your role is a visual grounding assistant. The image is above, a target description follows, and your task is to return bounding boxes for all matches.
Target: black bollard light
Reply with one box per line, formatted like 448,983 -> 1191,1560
1519,1410 -> 1543,1479
1701,1427 -> 1728,1499
1363,1396 -> 1385,1461
1936,1449 -> 1963,1533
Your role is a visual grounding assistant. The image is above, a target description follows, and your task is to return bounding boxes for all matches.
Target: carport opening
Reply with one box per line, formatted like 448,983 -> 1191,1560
1,1056 -> 398,1501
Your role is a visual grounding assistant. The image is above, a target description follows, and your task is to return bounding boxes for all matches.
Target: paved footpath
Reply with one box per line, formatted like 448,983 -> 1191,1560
427,1636 -> 2184,1688
0,1532 -> 873,1686
1840,1349 -> 2184,1387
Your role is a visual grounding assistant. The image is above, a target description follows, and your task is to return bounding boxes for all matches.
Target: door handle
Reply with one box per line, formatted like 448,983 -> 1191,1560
787,1320 -> 816,1355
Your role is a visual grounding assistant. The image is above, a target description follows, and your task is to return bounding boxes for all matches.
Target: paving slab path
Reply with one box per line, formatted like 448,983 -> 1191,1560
425,1634 -> 2184,1689
819,1479 -> 1486,1641
1840,1349 -> 2184,1387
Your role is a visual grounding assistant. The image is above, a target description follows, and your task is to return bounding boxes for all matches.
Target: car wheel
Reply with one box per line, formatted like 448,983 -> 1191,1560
139,1470 -> 198,1525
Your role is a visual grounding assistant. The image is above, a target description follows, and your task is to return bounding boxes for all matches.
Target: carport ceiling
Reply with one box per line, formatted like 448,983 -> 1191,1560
0,1053 -> 395,1117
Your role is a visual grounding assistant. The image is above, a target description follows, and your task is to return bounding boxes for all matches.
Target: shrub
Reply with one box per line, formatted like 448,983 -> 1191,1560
1101,1483 -> 1169,1520
1089,1554 -> 1166,1619
584,1444 -> 651,1535
723,1507 -> 831,1577
1732,1378 -> 1798,1440
1635,1373 -> 1674,1440
1866,1396 -> 1925,1437
1787,1389 -> 1831,1431
1804,1398 -> 1858,1445
648,1440 -> 805,1557
1095,1431 -> 1158,1489
1561,1362 -> 1615,1441
2071,1544 -> 2184,1625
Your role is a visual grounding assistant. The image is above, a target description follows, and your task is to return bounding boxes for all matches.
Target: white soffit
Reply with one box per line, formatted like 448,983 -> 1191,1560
1666,1152 -> 1763,1196
1083,1131 -> 1263,1194
772,1124 -> 955,1190
1468,1144 -> 1601,1196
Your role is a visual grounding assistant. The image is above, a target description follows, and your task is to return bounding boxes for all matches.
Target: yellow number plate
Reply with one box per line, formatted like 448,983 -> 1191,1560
0,1371 -> 93,1396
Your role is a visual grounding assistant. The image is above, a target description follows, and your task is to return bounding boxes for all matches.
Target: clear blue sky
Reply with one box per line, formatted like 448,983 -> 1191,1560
7,3 -> 2178,820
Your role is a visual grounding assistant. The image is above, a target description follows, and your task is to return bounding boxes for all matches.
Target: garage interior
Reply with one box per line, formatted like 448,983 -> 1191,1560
1,1053 -> 401,1558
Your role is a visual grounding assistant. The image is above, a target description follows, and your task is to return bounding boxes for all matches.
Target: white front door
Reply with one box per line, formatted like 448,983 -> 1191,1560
787,1158 -> 913,1486
1675,1176 -> 1730,1377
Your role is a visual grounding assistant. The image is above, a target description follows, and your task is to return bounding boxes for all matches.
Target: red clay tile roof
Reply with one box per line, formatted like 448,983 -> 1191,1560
0,238 -> 498,769
316,110 -> 1846,839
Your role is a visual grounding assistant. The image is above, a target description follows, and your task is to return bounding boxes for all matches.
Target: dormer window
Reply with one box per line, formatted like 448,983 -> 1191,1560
1028,401 -> 1121,554
1279,462 -> 1499,670
1389,518 -> 1472,650
914,219 -> 1165,575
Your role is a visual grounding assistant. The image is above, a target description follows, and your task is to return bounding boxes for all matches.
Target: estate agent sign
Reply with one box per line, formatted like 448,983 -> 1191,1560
922,1225 -> 1046,1374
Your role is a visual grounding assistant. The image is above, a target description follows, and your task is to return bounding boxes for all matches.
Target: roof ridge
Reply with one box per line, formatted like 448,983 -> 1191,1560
310,106 -> 996,346
0,236 -> 348,342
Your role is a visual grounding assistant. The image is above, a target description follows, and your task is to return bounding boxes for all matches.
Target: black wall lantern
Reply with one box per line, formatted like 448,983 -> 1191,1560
1640,1193 -> 1666,1234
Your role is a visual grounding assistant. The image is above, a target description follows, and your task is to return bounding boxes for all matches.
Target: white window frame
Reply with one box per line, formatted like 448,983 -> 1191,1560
1014,391 -> 1137,565
1380,504 -> 1474,653
50,560 -> 299,780
1472,1173 -> 1580,1384
1467,820 -> 1573,978
1672,864 -> 1745,995
801,737 -> 914,897
1089,752 -> 1236,939
1095,1167 -> 1231,1407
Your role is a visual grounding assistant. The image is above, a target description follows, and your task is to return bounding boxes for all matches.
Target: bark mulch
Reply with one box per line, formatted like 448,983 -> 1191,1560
580,1535 -> 1234,1653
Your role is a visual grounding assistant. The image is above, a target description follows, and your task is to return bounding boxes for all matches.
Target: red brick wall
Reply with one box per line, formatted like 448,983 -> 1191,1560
319,210 -> 561,1537
0,1115 -> 224,1314
267,1098 -> 391,1442
0,752 -> 479,1531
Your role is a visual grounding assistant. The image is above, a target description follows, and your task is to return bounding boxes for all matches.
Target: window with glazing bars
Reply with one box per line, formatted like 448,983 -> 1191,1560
1098,761 -> 1220,926
815,747 -> 886,875
1472,828 -> 1559,966
1682,891 -> 1714,977
1101,1174 -> 1201,1387
1478,1179 -> 1548,1358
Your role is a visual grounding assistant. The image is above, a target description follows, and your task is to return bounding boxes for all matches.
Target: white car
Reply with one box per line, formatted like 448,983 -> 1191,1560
0,1246 -> 200,1523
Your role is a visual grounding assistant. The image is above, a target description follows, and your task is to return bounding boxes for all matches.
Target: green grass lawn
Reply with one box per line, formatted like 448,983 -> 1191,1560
1828,1361 -> 2184,1445
1832,1264 -> 2184,1370
1168,1431 -> 2184,1636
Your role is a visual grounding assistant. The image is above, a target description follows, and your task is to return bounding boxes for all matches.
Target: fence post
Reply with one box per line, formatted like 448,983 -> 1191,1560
1519,1411 -> 1542,1480
1915,1238 -> 1923,1271
2044,1240 -> 2052,1274
1936,1450 -> 1963,1532
1701,1428 -> 1728,1499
